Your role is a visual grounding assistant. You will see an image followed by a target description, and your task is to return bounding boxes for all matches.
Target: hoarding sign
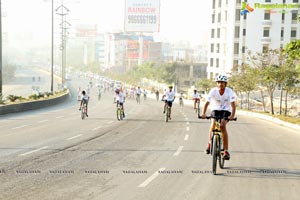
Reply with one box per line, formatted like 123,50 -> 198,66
124,0 -> 160,32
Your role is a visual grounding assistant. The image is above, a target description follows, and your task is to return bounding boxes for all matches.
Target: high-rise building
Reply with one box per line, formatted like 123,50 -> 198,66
208,0 -> 300,79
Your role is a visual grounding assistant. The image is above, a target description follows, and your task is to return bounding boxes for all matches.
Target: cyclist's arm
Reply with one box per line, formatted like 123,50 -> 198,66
201,101 -> 210,118
229,101 -> 236,120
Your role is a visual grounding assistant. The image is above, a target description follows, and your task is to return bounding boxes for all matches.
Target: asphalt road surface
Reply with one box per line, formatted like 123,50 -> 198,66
0,80 -> 300,200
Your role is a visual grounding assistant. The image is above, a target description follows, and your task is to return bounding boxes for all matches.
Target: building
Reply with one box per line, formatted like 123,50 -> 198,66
208,0 -> 300,79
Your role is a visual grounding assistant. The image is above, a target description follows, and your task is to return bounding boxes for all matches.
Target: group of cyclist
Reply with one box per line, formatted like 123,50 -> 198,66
78,74 -> 236,160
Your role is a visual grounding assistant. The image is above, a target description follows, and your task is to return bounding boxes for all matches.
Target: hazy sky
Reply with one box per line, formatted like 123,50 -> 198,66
3,0 -> 211,44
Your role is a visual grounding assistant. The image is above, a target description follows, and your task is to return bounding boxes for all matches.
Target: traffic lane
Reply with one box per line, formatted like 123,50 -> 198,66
0,98 -> 192,199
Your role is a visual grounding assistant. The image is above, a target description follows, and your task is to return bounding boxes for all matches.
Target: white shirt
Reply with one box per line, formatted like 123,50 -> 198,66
192,93 -> 200,99
164,90 -> 175,101
207,87 -> 236,112
136,88 -> 142,95
81,94 -> 89,101
115,92 -> 125,103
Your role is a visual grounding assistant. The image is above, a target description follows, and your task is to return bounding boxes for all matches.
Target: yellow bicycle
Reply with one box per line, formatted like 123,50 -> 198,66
203,116 -> 237,175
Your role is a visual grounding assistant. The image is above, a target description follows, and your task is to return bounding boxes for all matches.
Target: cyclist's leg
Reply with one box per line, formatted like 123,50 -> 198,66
168,101 -> 172,118
220,111 -> 231,159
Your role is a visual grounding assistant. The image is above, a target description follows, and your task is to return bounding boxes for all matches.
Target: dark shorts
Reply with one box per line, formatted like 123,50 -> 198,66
165,100 -> 173,107
82,99 -> 88,106
211,110 -> 231,119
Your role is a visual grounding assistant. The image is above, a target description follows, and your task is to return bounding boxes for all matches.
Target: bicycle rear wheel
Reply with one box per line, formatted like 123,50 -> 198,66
81,108 -> 85,119
212,134 -> 219,175
165,108 -> 169,122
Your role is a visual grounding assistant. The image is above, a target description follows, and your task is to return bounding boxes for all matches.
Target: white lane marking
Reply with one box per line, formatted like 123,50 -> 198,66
106,121 -> 114,124
67,134 -> 82,140
56,116 -> 64,119
173,146 -> 184,156
186,127 -> 190,131
19,146 -> 49,156
92,126 -> 102,131
38,120 -> 49,123
185,117 -> 189,121
138,168 -> 166,188
12,125 -> 28,130
186,122 -> 190,125
184,134 -> 189,141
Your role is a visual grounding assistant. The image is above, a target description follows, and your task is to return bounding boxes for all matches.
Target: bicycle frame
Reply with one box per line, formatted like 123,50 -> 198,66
81,103 -> 87,120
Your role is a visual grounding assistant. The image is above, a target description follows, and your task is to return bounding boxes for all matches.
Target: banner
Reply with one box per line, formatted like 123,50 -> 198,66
124,0 -> 160,32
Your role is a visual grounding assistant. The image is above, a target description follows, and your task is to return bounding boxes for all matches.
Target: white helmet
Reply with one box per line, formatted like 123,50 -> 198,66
215,74 -> 228,82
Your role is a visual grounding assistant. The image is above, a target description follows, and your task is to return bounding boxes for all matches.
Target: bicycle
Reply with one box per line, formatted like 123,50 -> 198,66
194,99 -> 200,115
136,94 -> 141,104
98,93 -> 101,101
202,116 -> 237,175
115,101 -> 123,121
162,99 -> 171,122
179,97 -> 184,107
81,103 -> 87,120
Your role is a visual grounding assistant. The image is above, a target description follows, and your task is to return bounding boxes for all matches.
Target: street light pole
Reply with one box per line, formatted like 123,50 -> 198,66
51,0 -> 54,93
0,0 -> 2,97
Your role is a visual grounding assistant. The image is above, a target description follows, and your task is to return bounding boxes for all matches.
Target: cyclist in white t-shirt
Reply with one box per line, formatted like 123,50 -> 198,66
79,90 -> 90,117
192,89 -> 201,110
201,74 -> 236,160
162,85 -> 176,119
114,88 -> 126,118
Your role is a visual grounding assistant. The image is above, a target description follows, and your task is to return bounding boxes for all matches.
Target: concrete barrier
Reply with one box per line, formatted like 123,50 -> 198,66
0,91 -> 70,115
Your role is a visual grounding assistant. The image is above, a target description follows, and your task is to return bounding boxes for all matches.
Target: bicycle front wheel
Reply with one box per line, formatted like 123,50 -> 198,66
117,108 -> 121,121
81,109 -> 85,119
165,108 -> 169,122
212,134 -> 219,175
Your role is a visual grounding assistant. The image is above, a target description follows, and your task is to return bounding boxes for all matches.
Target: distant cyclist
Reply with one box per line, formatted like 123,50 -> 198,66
162,85 -> 176,119
179,92 -> 184,106
136,86 -> 142,103
192,89 -> 201,111
79,90 -> 90,117
201,74 -> 236,160
114,88 -> 126,118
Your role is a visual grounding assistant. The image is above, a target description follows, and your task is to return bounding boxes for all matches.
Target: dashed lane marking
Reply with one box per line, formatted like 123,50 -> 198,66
173,146 -> 184,156
138,168 -> 166,188
19,146 -> 49,156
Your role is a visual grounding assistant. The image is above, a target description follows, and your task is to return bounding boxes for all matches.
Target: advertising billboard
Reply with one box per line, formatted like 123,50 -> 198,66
124,0 -> 160,32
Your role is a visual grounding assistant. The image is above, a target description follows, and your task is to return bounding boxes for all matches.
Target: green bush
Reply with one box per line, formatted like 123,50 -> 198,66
29,94 -> 39,100
7,95 -> 22,102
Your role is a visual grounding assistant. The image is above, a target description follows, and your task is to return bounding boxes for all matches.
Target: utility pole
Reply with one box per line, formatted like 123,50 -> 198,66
56,0 -> 70,86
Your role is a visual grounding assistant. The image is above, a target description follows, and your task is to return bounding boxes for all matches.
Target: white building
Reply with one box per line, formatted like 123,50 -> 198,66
208,0 -> 300,79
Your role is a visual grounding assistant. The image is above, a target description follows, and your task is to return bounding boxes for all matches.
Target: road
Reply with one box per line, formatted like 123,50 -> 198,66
0,81 -> 300,200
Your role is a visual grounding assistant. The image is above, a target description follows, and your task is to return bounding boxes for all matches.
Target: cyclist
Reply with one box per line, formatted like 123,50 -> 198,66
136,86 -> 142,103
143,89 -> 148,100
155,90 -> 159,101
114,88 -> 126,118
179,92 -> 184,106
79,90 -> 90,117
162,85 -> 176,119
201,74 -> 236,160
192,89 -> 201,111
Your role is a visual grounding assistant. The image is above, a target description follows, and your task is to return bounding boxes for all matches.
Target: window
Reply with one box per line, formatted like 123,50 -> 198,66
235,9 -> 241,21
211,29 -> 215,38
243,29 -> 246,36
212,14 -> 215,23
216,44 -> 220,53
242,46 -> 245,53
236,0 -> 241,3
291,30 -> 297,37
210,58 -> 214,67
217,28 -> 220,38
211,44 -> 214,53
292,12 -> 298,22
218,13 -> 221,23
234,43 -> 239,54
212,0 -> 216,9
293,0 -> 298,3
282,13 -> 285,20
218,0 -> 221,7
216,58 -> 219,68
243,14 -> 247,20
265,0 -> 271,2
281,29 -> 284,37
263,28 -> 270,37
264,11 -> 270,20
235,26 -> 240,38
